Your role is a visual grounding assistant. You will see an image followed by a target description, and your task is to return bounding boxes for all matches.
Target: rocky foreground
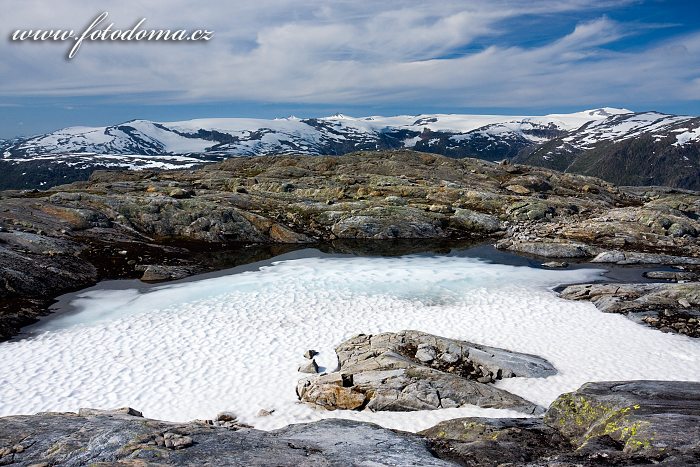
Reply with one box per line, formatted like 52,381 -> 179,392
1,150 -> 698,340
1,381 -> 698,466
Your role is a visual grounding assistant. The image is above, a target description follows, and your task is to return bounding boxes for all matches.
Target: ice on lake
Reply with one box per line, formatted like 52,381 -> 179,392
1,254 -> 699,432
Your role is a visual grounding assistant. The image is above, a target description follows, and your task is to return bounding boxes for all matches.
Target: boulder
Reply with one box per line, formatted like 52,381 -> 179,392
136,264 -> 194,282
542,261 -> 569,268
298,358 -> 319,374
297,331 -> 554,414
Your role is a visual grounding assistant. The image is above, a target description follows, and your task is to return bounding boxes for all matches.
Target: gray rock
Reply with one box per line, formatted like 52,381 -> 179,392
331,211 -> 443,239
421,380 -> 700,466
592,250 -> 700,265
136,264 -> 194,282
298,331 -> 554,414
77,407 -> 143,418
560,282 -> 700,337
0,412 -> 453,466
415,344 -> 437,362
421,417 -> 569,466
449,209 -> 502,233
644,270 -> 699,281
303,349 -> 318,359
298,358 -> 319,374
544,381 -> 700,463
542,261 -> 569,268
506,240 -> 596,258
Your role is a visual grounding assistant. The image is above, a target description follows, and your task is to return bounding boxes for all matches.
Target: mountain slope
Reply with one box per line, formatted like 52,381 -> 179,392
516,111 -> 700,189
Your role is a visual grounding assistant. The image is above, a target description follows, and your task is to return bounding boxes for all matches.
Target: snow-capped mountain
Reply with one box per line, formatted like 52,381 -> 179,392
1,107 -> 699,190
517,111 -> 700,189
2,108 -> 626,161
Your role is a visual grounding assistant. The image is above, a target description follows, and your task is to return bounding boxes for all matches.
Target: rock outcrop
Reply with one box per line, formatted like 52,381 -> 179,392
1,381 -> 698,466
0,409 -> 451,466
560,283 -> 700,337
422,380 -> 700,466
297,331 -> 554,414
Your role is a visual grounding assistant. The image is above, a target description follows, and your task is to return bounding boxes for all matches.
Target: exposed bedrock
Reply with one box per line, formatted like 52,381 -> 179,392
0,409 -> 452,467
297,330 -> 554,414
560,282 -> 700,337
422,380 -> 700,466
1,381 -> 698,466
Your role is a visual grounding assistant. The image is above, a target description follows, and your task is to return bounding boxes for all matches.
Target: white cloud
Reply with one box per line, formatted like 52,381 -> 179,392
0,0 -> 697,110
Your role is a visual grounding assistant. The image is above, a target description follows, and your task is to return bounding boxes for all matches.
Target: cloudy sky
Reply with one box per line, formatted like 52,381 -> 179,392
1,0 -> 699,138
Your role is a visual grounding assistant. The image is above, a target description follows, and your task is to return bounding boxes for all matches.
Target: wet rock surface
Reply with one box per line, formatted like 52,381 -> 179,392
0,150 -> 698,340
560,283 -> 700,337
297,330 -> 554,414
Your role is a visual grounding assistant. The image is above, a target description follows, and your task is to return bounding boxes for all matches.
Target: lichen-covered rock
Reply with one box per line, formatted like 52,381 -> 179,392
544,381 -> 700,461
421,417 -> 569,466
298,331 -> 554,414
330,208 -> 443,239
449,208 -> 502,233
420,381 -> 700,466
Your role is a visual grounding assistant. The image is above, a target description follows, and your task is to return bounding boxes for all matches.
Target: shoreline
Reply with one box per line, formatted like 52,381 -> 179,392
11,240 -> 673,342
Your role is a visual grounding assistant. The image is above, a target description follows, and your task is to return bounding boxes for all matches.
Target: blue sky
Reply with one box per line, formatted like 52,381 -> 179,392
1,0 -> 699,138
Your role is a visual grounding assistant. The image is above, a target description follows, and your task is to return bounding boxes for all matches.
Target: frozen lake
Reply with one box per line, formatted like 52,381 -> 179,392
1,251 -> 699,432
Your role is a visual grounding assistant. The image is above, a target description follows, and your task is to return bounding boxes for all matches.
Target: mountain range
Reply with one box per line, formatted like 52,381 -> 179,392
1,108 -> 698,190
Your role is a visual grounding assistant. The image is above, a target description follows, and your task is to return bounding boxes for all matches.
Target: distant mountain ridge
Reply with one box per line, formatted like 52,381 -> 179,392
1,108 -> 699,190
514,111 -> 700,189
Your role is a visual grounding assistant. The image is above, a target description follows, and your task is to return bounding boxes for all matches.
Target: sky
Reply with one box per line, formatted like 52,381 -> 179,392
1,0 -> 699,139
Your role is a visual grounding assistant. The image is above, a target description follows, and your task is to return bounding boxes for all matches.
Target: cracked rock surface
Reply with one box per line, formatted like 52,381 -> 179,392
560,283 -> 700,337
297,330 -> 554,414
0,408 -> 452,467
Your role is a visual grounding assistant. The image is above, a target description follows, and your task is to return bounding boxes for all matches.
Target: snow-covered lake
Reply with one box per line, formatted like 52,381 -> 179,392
1,253 -> 699,432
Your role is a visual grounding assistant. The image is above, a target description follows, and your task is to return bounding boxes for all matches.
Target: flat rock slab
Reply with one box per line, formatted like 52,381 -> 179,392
644,270 -> 699,282
591,250 -> 700,265
560,283 -> 700,337
501,240 -> 597,258
297,330 -> 554,414
0,410 -> 453,466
